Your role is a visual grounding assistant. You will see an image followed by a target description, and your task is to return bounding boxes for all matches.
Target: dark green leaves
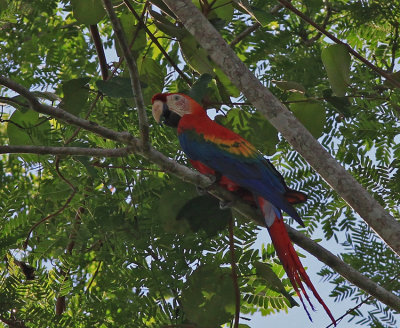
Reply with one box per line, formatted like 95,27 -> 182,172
157,185 -> 231,237
96,77 -> 134,98
321,44 -> 351,96
188,73 -> 213,103
177,195 -> 231,237
138,57 -> 166,106
7,109 -> 51,146
182,264 -> 235,328
322,89 -> 352,117
61,77 -> 90,115
7,109 -> 52,161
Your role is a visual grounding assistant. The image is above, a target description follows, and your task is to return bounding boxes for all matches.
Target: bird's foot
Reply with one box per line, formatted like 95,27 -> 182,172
196,186 -> 208,195
219,200 -> 234,209
196,174 -> 218,195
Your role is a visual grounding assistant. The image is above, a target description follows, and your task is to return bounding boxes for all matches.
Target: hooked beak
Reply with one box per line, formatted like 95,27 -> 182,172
152,100 -> 181,128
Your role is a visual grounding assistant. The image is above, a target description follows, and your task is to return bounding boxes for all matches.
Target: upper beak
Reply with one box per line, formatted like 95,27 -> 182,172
152,100 -> 168,124
152,99 -> 181,127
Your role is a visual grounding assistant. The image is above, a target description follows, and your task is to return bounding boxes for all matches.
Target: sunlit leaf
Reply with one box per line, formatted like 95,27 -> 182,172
70,0 -> 105,25
321,44 -> 351,96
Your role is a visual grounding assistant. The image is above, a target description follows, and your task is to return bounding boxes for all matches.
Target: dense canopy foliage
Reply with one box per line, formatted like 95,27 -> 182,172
0,0 -> 399,327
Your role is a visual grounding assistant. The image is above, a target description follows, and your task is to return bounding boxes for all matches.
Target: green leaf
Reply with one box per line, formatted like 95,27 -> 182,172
249,7 -> 274,26
177,195 -> 231,237
150,10 -> 185,38
96,77 -> 135,98
118,12 -> 147,56
7,109 -> 52,162
254,261 -> 298,307
214,67 -> 240,98
208,0 -> 234,26
188,73 -> 213,103
0,0 -> 8,12
138,57 -> 166,106
180,33 -> 215,75
182,264 -> 235,327
157,181 -> 197,234
289,94 -> 326,138
321,44 -> 351,96
62,77 -> 90,115
70,0 -> 105,25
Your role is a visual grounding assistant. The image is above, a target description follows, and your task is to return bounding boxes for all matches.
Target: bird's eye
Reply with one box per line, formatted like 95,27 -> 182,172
174,95 -> 180,101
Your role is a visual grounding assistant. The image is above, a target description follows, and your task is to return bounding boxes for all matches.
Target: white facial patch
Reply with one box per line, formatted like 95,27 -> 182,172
167,94 -> 189,117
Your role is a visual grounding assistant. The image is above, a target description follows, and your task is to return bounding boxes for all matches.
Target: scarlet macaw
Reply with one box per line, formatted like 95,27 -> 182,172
152,92 -> 336,325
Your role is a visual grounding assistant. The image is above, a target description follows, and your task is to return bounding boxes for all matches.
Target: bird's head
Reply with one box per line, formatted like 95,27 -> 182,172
151,93 -> 205,127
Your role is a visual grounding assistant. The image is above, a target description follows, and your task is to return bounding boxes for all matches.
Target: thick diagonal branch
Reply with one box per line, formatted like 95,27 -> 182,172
161,0 -> 400,257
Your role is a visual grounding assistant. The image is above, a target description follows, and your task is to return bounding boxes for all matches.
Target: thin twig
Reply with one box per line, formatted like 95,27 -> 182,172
0,95 -> 28,107
85,261 -> 102,293
228,219 -> 240,328
230,22 -> 260,47
125,0 -> 192,86
302,4 -> 332,46
23,189 -> 76,249
277,0 -> 400,88
390,23 -> 399,72
103,0 -> 150,148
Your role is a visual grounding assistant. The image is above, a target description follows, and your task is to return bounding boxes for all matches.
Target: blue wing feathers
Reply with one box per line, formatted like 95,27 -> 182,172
179,130 -> 305,226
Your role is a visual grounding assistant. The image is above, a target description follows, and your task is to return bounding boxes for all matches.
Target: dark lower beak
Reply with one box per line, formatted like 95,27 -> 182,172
162,103 -> 181,128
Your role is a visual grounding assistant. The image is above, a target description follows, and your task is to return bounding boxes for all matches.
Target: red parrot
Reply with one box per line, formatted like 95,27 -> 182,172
152,92 -> 336,325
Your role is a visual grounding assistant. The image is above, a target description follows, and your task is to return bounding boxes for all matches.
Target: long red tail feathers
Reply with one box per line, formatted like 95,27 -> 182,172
258,197 -> 336,326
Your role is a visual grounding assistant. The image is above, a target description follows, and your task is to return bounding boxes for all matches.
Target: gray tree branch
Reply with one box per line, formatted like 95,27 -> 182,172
0,145 -> 131,157
161,0 -> 400,257
1,76 -> 399,312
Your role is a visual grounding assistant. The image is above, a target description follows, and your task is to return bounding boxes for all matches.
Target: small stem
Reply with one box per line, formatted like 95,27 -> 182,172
86,261 -> 102,293
228,219 -> 240,328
